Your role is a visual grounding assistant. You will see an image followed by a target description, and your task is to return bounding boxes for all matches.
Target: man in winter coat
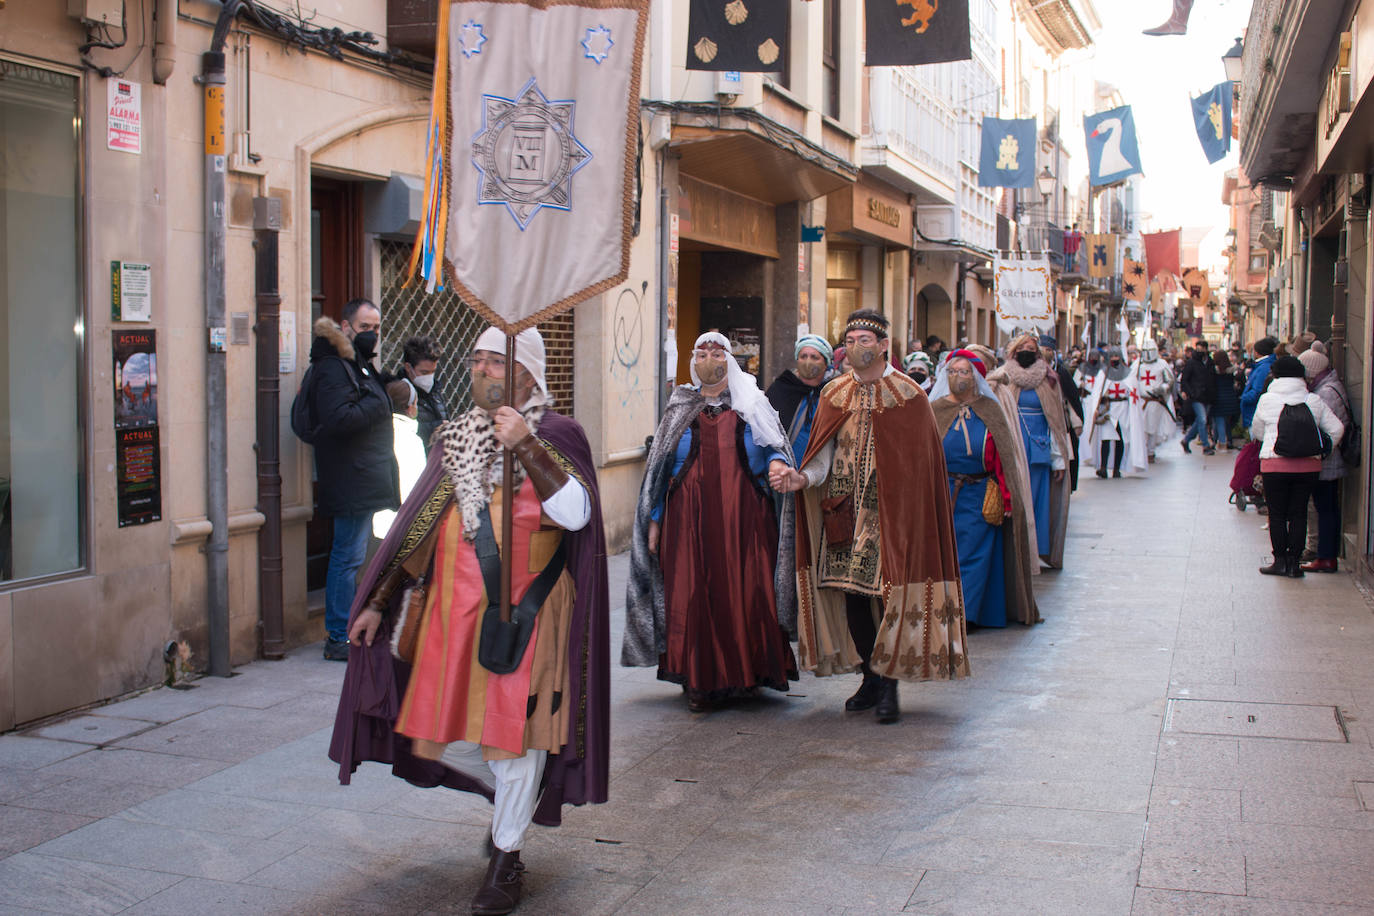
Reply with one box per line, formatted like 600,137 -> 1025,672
309,298 -> 399,660
1179,340 -> 1217,455
1239,337 -> 1277,428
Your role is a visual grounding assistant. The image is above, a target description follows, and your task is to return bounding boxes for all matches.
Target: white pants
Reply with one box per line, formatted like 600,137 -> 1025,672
440,742 -> 547,852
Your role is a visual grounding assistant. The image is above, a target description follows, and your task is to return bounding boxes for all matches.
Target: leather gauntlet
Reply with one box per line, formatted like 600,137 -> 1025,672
512,434 -> 570,500
360,565 -> 407,619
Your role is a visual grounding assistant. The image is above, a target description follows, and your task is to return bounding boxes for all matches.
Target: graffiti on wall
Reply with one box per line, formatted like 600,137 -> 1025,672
609,279 -> 649,414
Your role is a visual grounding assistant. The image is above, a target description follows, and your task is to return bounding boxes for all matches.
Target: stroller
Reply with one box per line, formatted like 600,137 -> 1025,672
1229,439 -> 1265,512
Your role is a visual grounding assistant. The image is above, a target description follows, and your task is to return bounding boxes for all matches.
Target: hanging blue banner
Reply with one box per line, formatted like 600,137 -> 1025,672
1083,105 -> 1143,187
1190,82 -> 1232,164
977,117 -> 1037,189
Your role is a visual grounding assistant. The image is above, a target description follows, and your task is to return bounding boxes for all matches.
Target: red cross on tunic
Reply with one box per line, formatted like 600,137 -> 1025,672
1139,370 -> 1156,386
1130,389 -> 1140,404
1107,383 -> 1128,399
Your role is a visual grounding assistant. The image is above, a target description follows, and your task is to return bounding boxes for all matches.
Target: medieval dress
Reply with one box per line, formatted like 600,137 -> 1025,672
329,410 -> 610,832
623,385 -> 798,697
1081,358 -> 1150,476
793,368 -> 970,681
987,360 -> 1074,569
931,392 -> 1040,628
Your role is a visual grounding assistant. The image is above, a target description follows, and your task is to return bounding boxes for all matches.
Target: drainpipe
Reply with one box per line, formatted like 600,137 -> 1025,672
202,3 -> 242,677
153,0 -> 176,84
254,198 -> 285,659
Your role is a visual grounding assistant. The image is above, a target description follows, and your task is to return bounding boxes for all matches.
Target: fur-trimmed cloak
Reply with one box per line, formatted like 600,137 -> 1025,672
930,394 -> 1041,626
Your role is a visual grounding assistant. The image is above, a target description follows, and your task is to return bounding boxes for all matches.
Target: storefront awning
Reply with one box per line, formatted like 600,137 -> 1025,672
671,122 -> 857,205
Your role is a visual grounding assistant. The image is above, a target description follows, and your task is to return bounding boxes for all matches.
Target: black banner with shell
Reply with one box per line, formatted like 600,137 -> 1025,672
865,0 -> 971,67
685,0 -> 788,72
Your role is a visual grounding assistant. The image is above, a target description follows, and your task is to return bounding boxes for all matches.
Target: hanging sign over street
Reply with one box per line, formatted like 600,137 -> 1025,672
993,256 -> 1054,334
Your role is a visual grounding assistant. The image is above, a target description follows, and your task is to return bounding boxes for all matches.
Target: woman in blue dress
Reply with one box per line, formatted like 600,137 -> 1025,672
929,351 -> 1040,627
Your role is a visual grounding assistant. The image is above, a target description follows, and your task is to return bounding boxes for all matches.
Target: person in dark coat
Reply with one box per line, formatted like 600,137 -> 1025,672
308,298 -> 399,660
1210,349 -> 1243,450
1040,335 -> 1084,490
1178,340 -> 1216,455
400,335 -> 448,452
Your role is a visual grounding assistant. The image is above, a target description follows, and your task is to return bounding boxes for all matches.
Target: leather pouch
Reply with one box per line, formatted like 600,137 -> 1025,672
390,580 -> 428,664
820,493 -> 855,546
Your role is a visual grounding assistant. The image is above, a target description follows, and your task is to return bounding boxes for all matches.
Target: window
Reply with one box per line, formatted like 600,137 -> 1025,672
826,246 -> 861,342
821,0 -> 840,119
0,60 -> 84,582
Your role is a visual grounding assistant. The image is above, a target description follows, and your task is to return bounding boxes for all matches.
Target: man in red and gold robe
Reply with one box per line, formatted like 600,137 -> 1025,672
773,309 -> 969,724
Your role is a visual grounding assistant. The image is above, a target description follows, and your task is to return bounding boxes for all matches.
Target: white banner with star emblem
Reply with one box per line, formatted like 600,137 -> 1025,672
412,0 -> 648,331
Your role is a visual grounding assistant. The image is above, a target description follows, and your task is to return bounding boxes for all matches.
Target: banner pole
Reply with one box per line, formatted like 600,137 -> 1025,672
500,333 -> 516,624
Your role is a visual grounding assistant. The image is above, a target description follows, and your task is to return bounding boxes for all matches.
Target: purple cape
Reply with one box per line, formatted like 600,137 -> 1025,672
327,411 -> 610,825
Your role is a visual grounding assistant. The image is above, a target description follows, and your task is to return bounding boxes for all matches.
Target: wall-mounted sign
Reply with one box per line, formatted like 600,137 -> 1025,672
113,329 -> 158,429
279,310 -> 297,374
825,180 -> 912,248
111,260 -> 152,322
107,79 -> 142,154
116,426 -> 162,527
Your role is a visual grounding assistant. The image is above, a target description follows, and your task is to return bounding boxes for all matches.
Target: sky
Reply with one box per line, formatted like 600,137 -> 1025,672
1083,0 -> 1253,271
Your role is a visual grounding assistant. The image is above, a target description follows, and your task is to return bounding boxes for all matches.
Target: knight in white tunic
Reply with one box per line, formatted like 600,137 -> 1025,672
1129,339 -> 1176,461
1080,348 -> 1149,478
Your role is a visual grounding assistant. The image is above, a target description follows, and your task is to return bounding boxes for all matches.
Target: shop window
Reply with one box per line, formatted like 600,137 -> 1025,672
826,247 -> 861,343
0,60 -> 84,582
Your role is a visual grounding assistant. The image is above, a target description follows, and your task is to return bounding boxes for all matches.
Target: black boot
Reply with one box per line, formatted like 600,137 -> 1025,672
1285,557 -> 1306,579
874,678 -> 900,724
1259,554 -> 1287,576
844,670 -> 884,712
471,848 -> 525,915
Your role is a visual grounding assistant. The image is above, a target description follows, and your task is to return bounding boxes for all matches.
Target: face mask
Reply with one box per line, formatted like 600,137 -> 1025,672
470,377 -> 506,411
1015,351 -> 1038,369
696,358 -> 727,385
796,358 -> 825,381
847,341 -> 881,369
412,373 -> 436,394
949,374 -> 973,395
352,331 -> 378,360
911,371 -> 928,385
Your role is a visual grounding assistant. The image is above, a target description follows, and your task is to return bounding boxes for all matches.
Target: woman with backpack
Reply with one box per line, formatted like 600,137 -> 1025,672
1298,349 -> 1352,573
1248,356 -> 1345,578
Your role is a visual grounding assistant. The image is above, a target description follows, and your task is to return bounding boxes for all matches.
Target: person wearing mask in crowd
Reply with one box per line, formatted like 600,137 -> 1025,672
1229,342 -> 1248,372
1240,337 -> 1278,427
1131,338 -> 1176,462
903,351 -> 936,392
988,333 -> 1074,568
766,334 -> 833,461
1209,350 -> 1243,451
1073,347 -> 1104,402
929,351 -> 1040,628
332,326 -> 610,916
1041,335 -> 1085,489
400,335 -> 447,452
1179,340 -> 1217,455
1249,356 -> 1344,578
1081,346 -> 1149,478
1298,348 -> 1351,573
372,380 -> 428,540
773,309 -> 968,724
307,298 -> 399,661
624,333 -> 798,713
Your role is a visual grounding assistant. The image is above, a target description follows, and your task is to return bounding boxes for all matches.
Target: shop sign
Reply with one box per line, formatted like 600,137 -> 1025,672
825,182 -> 912,248
111,260 -> 152,322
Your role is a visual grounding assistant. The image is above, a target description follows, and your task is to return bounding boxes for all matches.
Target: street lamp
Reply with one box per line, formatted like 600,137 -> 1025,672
1036,166 -> 1056,199
1222,37 -> 1243,83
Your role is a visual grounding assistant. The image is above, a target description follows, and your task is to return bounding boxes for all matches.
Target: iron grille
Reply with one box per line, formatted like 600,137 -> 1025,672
378,240 -> 575,417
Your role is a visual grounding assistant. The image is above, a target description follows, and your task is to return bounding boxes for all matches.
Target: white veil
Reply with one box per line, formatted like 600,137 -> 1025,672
690,331 -> 790,455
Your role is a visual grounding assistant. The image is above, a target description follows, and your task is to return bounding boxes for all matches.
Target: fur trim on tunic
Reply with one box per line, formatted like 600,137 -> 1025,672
313,316 -> 354,360
437,401 -> 546,542
622,386 -> 796,667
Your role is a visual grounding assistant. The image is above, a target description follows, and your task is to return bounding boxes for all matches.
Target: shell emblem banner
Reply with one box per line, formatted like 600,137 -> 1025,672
409,0 -> 649,332
993,256 -> 1054,334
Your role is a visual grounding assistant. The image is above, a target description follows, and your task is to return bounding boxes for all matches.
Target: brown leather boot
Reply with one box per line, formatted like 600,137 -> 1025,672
471,848 -> 525,915
1143,0 -> 1193,35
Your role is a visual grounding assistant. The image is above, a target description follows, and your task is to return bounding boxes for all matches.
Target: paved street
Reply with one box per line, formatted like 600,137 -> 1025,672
2,450 -> 1373,915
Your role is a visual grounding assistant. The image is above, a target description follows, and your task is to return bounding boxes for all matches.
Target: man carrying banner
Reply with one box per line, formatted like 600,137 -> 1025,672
773,309 -> 969,724
331,328 -> 609,916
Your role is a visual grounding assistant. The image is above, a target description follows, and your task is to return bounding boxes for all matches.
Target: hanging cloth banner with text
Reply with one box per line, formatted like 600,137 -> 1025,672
993,256 -> 1054,334
1083,105 -> 1143,187
865,0 -> 971,66
407,0 -> 649,331
686,0 -> 789,71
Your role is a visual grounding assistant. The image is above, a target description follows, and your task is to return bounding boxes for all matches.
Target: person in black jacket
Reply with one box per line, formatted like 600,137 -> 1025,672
1040,335 -> 1085,490
400,335 -> 447,452
309,298 -> 399,660
1179,339 -> 1216,455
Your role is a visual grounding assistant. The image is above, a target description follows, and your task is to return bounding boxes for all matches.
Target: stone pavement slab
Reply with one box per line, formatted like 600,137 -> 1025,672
3,449 -> 1374,913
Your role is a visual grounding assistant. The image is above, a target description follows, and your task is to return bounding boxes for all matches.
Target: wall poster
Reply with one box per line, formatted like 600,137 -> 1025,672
112,330 -> 162,526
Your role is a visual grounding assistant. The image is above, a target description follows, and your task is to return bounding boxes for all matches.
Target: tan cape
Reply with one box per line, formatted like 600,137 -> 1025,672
930,394 -> 1041,626
986,365 -> 1074,569
794,372 -> 970,682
